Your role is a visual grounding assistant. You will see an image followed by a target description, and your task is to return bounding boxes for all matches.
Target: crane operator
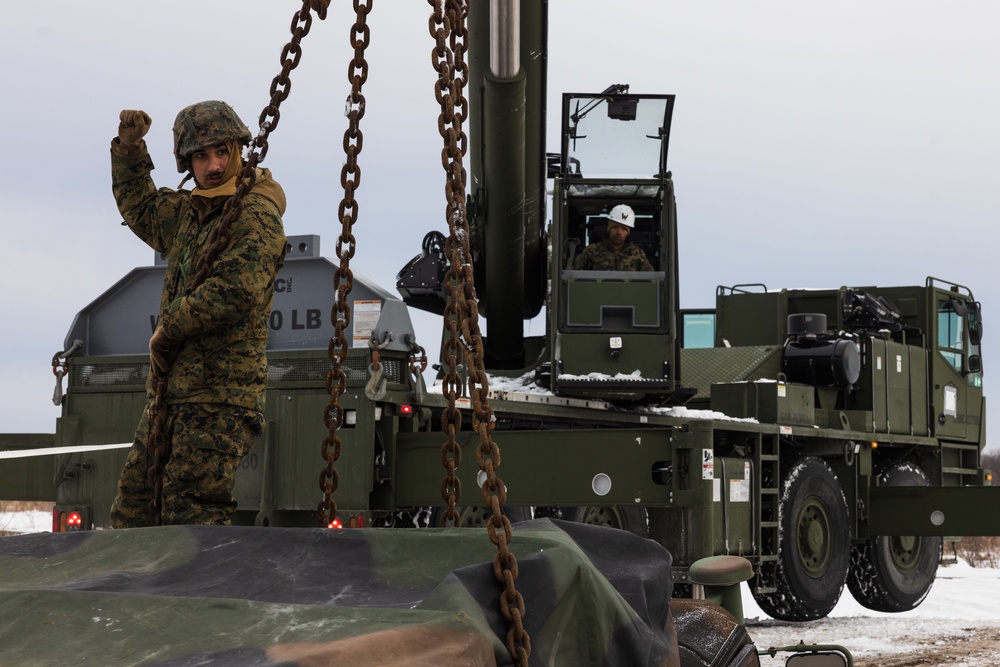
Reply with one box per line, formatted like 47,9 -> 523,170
573,204 -> 653,271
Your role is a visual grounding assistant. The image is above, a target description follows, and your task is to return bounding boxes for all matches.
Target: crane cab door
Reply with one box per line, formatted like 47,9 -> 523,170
930,286 -> 984,441
545,92 -> 690,405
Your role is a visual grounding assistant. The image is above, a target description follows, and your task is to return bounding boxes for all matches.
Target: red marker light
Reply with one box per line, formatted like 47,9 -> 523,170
67,511 -> 82,528
327,517 -> 344,530
399,404 -> 413,416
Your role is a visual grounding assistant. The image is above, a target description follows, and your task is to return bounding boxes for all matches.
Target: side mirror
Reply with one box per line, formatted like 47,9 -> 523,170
968,301 -> 983,345
968,354 -> 982,374
785,650 -> 850,667
763,644 -> 853,667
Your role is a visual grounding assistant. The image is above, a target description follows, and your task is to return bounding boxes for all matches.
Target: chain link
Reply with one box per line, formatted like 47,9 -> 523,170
406,334 -> 428,403
50,341 -> 82,406
428,2 -> 530,663
145,0 -> 325,525
318,0 -> 373,527
407,336 -> 428,376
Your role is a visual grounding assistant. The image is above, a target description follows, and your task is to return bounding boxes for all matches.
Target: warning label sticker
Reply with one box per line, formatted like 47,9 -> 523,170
702,449 -> 715,480
353,300 -> 382,347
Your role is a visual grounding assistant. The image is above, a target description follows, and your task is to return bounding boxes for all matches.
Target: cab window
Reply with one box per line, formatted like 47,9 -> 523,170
937,300 -> 964,372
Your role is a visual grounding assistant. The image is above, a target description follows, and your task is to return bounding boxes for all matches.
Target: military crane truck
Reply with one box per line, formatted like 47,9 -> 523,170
1,1 -> 997,635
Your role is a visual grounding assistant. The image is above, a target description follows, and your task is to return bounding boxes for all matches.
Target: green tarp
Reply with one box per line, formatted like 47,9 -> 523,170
0,519 -> 678,666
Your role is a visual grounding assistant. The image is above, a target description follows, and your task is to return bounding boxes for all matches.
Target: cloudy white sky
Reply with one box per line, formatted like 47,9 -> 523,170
1,1 -> 998,445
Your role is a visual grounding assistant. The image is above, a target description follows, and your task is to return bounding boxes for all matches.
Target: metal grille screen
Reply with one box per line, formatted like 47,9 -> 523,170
71,356 -> 405,388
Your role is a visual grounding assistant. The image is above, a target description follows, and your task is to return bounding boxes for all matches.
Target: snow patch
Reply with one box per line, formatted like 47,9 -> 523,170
0,510 -> 49,534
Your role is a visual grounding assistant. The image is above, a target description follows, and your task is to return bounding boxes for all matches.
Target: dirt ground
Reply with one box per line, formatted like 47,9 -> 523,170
842,632 -> 1000,667
749,618 -> 1000,666
865,635 -> 1000,667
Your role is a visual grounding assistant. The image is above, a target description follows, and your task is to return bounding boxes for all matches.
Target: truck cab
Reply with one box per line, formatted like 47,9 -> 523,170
544,91 -> 691,405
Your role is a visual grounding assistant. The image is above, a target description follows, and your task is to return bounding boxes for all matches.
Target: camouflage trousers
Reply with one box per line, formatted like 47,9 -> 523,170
109,403 -> 263,528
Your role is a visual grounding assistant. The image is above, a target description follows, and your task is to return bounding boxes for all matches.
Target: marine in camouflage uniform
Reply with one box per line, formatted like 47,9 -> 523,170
574,238 -> 653,271
108,101 -> 287,527
573,203 -> 655,271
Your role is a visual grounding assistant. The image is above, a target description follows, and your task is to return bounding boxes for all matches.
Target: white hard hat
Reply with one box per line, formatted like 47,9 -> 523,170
606,204 -> 635,229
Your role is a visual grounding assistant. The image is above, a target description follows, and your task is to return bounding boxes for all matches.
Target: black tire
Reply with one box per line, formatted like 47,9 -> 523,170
847,461 -> 941,612
573,505 -> 648,537
751,456 -> 850,621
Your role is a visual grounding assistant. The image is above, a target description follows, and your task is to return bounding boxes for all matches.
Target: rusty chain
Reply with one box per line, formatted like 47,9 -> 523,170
428,2 -> 530,664
407,334 -> 428,376
429,0 -> 466,530
50,340 -> 82,406
145,0 -> 327,525
406,334 -> 428,403
318,0 -> 372,527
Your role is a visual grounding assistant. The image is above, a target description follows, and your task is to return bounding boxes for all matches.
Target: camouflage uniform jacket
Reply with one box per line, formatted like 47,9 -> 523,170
574,239 -> 654,271
111,140 -> 287,412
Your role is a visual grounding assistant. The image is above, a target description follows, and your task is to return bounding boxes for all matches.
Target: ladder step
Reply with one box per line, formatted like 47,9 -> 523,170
942,467 -> 980,476
941,442 -> 981,451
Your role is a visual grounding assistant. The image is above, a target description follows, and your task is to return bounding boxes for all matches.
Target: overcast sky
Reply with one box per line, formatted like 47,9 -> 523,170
2,1 -> 998,447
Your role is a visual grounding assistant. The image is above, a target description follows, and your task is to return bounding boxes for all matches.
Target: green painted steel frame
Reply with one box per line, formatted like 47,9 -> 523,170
868,485 -> 1000,536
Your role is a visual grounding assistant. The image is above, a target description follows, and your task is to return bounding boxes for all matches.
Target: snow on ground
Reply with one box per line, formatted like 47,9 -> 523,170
744,560 -> 1000,665
0,510 -> 49,534
3,510 -> 998,665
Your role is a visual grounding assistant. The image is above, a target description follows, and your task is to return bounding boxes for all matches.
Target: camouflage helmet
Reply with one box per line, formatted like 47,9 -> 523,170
172,100 -> 252,173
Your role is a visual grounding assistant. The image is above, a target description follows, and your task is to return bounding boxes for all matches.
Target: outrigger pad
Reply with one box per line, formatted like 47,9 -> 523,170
0,518 -> 678,667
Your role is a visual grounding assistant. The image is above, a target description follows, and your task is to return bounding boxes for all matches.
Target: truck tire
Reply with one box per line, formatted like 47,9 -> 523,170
751,456 -> 850,621
573,505 -> 648,537
847,461 -> 941,612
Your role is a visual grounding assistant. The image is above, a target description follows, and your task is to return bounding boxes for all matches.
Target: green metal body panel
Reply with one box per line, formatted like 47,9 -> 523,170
710,381 -> 815,427
555,332 -> 667,378
393,427 -> 675,507
0,434 -> 57,501
561,271 -> 666,329
679,345 -> 783,403
869,485 -> 1000,535
713,282 -> 984,445
856,337 -> 929,435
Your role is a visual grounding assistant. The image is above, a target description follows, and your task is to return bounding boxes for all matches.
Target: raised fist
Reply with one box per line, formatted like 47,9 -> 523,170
118,110 -> 152,147
307,0 -> 330,16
